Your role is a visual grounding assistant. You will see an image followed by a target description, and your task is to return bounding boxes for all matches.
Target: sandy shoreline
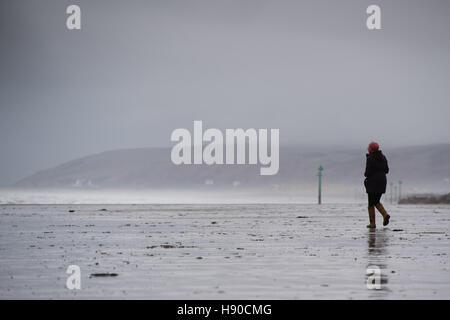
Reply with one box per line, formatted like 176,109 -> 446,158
0,203 -> 448,299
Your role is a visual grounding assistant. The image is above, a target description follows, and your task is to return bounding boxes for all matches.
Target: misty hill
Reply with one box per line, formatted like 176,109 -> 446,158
13,144 -> 450,191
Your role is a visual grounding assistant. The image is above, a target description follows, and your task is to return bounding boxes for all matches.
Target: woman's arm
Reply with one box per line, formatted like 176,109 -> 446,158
364,154 -> 371,177
384,156 -> 389,174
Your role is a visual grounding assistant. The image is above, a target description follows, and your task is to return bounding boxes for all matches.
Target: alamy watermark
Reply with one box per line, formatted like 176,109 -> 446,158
366,5 -> 381,30
366,265 -> 381,290
66,4 -> 381,31
66,5 -> 81,30
66,265 -> 81,290
170,121 -> 279,175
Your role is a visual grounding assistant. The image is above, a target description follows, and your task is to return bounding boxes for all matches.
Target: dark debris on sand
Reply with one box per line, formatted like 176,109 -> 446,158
89,273 -> 118,278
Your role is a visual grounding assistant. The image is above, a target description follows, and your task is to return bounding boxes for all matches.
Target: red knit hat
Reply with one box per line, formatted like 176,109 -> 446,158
367,141 -> 379,153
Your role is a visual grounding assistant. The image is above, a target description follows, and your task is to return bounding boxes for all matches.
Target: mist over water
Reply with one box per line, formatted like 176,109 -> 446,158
0,189 -> 355,205
2,144 -> 447,204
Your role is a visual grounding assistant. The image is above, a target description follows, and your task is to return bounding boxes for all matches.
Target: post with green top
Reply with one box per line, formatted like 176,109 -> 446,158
317,165 -> 323,205
398,180 -> 402,202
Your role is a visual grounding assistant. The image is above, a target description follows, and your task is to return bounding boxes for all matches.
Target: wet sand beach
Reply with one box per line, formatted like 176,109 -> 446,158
0,203 -> 448,299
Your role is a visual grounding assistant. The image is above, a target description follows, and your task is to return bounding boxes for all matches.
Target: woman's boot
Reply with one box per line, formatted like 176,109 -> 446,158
367,207 -> 376,228
375,203 -> 390,226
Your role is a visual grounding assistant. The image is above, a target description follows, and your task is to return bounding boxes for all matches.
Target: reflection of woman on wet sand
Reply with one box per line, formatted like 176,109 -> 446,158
366,230 -> 390,294
364,142 -> 390,228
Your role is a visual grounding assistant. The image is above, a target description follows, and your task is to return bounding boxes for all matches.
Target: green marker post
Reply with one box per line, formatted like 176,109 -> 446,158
317,165 -> 323,205
398,180 -> 402,202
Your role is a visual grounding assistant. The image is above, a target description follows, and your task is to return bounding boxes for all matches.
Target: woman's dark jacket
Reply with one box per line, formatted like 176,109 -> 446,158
364,150 -> 389,194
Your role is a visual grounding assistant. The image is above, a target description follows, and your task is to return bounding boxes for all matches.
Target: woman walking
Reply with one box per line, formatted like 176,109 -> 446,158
364,141 -> 391,228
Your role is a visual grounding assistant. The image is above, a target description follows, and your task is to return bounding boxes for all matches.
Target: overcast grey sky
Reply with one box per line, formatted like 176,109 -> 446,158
0,0 -> 449,185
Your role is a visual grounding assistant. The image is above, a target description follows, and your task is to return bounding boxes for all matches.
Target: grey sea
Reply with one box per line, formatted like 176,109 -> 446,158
0,203 -> 449,299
